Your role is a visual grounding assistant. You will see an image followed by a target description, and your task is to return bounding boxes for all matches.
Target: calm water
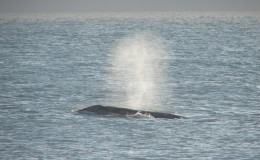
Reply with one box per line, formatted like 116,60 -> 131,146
0,12 -> 259,159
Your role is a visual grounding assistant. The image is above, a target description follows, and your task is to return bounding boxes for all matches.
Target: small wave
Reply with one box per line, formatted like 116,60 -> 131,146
127,111 -> 154,119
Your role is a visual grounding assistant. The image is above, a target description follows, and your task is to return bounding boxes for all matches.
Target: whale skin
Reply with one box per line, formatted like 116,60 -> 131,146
77,105 -> 187,119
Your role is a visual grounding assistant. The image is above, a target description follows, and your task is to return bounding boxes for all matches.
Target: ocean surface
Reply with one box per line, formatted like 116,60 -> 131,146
0,12 -> 259,159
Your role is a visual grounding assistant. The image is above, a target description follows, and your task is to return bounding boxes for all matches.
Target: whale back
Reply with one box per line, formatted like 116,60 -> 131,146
77,105 -> 187,119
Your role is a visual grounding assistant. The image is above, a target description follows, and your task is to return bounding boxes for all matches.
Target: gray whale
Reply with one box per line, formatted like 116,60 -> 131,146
77,105 -> 187,119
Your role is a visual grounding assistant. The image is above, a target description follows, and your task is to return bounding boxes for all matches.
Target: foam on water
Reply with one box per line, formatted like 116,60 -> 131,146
126,111 -> 155,119
110,33 -> 167,111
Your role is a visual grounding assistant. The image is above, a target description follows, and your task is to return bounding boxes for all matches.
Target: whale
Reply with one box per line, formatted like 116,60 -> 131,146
77,105 -> 187,119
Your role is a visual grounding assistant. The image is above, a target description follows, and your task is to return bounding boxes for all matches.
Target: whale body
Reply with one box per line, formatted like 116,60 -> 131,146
77,105 -> 187,119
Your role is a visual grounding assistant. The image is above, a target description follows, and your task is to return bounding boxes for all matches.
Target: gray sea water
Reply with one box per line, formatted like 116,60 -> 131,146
0,12 -> 260,159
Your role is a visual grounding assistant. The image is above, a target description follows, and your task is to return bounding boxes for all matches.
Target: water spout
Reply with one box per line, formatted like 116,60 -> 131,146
110,33 -> 168,111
